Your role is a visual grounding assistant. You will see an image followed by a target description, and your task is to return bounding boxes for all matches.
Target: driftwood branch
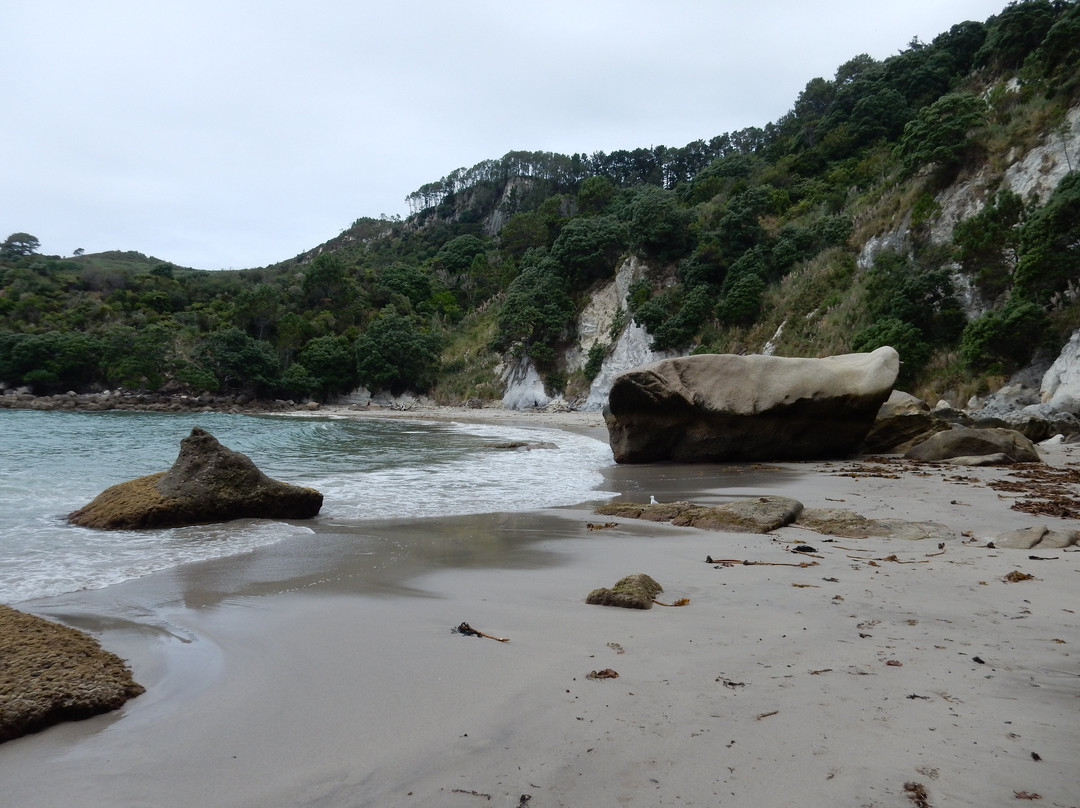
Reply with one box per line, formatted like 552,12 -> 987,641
454,622 -> 509,642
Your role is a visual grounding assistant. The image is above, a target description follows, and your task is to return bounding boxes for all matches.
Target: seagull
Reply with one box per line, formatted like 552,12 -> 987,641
649,495 -> 659,505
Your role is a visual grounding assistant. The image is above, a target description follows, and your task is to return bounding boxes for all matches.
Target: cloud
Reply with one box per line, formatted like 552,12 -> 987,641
0,0 -> 1008,268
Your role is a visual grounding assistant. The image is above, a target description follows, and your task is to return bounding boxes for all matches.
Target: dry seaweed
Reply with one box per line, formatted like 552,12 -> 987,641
904,781 -> 931,808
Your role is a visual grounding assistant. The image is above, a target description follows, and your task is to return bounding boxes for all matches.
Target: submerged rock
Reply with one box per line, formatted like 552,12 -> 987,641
586,573 -> 663,609
604,347 -> 898,463
68,427 -> 323,529
0,605 -> 144,743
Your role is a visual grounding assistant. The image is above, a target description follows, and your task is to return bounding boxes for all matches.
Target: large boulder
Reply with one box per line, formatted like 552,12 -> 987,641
68,427 -> 323,529
0,605 -> 144,743
603,347 -> 899,463
904,427 -> 1041,464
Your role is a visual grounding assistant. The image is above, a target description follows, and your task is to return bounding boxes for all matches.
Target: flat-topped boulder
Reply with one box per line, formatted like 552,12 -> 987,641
68,427 -> 323,529
604,347 -> 899,463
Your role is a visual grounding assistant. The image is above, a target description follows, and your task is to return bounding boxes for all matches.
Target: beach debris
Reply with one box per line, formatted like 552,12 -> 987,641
452,622 -> 509,642
1014,791 -> 1042,800
606,642 -> 624,654
1031,752 -> 1042,761
516,796 -> 532,808
1003,570 -> 1036,583
755,710 -> 779,720
652,597 -> 690,607
586,521 -> 618,530
451,788 -> 492,800
792,544 -> 818,553
707,556 -> 819,568
1028,555 -> 1059,560
973,656 -> 986,664
903,781 -> 931,808
886,659 -> 903,667
717,677 -> 746,688
586,668 -> 619,680
586,573 -> 663,609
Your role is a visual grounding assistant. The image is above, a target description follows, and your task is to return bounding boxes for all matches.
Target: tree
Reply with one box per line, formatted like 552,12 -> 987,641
355,307 -> 443,393
549,216 -> 626,283
624,185 -> 692,262
897,93 -> 987,177
297,334 -> 357,398
199,327 -> 279,392
1013,171 -> 1080,303
1,233 -> 40,260
952,188 -> 1025,298
493,253 -> 575,364
851,317 -> 930,385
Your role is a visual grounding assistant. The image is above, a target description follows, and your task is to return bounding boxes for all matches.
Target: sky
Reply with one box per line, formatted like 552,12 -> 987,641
2,1 -> 1012,270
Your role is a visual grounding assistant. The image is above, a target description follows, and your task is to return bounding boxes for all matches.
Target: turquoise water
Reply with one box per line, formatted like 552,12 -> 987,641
0,410 -> 615,604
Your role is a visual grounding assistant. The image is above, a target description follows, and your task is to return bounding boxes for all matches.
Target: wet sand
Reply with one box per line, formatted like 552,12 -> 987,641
1,410 -> 1078,807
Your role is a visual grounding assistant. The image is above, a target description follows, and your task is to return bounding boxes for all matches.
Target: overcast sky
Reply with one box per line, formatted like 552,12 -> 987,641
2,1 -> 1010,270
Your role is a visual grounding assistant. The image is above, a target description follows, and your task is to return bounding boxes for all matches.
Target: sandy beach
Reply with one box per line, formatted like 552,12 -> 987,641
1,407 -> 1077,807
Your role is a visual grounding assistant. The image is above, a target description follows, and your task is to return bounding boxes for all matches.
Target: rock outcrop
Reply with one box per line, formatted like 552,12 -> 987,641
861,390 -> 951,454
603,347 -> 899,463
68,427 -> 323,529
992,524 -> 1080,550
595,496 -> 803,534
904,427 -> 1041,465
0,605 -> 144,743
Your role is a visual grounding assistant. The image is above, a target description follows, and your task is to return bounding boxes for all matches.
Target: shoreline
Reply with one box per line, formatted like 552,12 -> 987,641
1,411 -> 1078,806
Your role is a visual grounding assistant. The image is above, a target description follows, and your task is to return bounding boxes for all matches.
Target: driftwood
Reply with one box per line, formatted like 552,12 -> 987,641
453,622 -> 509,642
706,556 -> 820,568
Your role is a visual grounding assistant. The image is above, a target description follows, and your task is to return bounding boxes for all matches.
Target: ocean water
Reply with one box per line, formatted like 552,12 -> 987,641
0,409 -> 615,604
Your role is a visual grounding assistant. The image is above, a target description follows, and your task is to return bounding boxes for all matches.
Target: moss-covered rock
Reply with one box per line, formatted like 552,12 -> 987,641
586,573 -> 663,609
68,427 -> 323,529
0,605 -> 144,743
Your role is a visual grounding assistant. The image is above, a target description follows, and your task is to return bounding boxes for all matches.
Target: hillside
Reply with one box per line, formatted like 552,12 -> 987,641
2,0 -> 1079,409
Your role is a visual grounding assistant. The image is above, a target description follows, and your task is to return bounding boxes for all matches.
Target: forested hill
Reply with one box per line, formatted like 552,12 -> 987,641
2,0 -> 1080,407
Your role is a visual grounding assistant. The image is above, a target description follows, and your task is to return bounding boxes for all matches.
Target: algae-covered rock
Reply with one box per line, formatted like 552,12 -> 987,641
595,496 -> 803,534
0,605 -> 144,744
68,427 -> 323,529
586,573 -> 663,609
